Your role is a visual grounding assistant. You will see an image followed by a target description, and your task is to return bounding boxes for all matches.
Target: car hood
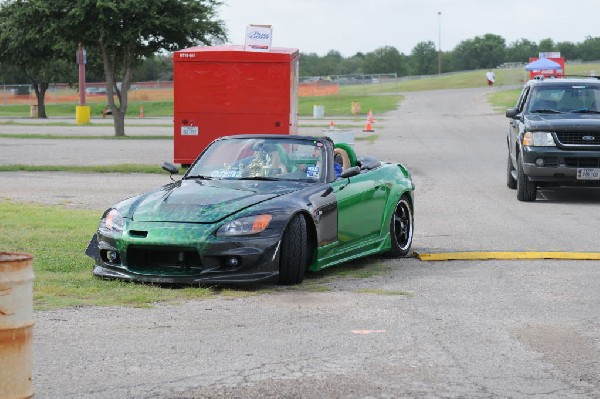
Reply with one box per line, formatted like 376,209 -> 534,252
123,179 -> 303,223
525,113 -> 600,132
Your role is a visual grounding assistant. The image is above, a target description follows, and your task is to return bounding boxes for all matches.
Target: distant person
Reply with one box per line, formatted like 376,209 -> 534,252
486,70 -> 495,88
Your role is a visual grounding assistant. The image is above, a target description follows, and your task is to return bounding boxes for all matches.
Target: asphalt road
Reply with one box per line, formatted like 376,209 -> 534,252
1,88 -> 600,398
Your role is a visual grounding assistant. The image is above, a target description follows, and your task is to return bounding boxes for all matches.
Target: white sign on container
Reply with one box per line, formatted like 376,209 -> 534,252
539,52 -> 561,58
245,24 -> 272,52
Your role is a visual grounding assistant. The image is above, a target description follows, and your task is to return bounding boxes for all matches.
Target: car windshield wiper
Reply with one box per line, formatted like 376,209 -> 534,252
571,109 -> 600,114
529,109 -> 562,114
184,175 -> 213,180
237,176 -> 279,181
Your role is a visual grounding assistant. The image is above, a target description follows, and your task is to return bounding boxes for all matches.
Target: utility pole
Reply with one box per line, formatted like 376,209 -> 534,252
438,11 -> 442,75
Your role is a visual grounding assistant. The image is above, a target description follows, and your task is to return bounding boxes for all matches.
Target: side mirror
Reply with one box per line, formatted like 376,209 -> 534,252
162,162 -> 179,175
340,166 -> 360,179
505,108 -> 519,119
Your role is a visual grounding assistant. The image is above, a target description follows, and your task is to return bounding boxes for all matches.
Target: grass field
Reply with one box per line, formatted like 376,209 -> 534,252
0,164 -> 174,174
0,202 -> 394,309
0,101 -> 174,118
3,63 -> 600,119
0,96 -> 401,118
488,89 -> 521,110
299,94 -> 402,117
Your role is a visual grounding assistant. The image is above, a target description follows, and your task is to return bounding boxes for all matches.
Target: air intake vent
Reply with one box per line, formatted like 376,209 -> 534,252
127,246 -> 202,274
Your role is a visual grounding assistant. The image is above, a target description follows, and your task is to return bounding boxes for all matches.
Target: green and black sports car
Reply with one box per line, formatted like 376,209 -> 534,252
86,134 -> 415,285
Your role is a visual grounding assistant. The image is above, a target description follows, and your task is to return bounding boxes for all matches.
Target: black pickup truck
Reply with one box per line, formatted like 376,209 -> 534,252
505,76 -> 600,201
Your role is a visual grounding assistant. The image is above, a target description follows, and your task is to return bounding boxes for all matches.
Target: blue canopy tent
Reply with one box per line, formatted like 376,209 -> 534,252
525,58 -> 562,71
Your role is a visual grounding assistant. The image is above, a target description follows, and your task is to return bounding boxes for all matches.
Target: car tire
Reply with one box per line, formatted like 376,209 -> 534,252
507,154 -> 517,189
386,195 -> 413,257
278,214 -> 308,285
516,155 -> 537,201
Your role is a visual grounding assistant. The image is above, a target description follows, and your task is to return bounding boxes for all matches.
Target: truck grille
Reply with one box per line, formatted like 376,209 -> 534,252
564,157 -> 600,168
127,246 -> 202,274
555,132 -> 600,145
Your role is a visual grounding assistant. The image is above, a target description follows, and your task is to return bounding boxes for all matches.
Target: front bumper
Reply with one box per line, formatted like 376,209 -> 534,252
86,221 -> 282,285
521,147 -> 600,185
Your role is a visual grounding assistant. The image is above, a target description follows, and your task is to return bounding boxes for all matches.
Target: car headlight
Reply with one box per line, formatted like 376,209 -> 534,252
523,131 -> 555,146
216,214 -> 273,237
103,209 -> 124,232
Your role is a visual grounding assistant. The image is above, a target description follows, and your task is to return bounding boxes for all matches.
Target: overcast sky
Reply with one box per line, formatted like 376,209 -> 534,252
219,0 -> 599,56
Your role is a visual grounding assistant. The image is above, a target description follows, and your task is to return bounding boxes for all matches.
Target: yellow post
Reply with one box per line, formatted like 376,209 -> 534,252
75,105 -> 91,125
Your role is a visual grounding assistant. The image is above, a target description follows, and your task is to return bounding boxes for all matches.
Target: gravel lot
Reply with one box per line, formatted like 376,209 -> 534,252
1,88 -> 599,398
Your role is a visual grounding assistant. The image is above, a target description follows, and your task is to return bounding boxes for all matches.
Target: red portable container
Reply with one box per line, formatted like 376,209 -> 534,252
528,57 -> 565,79
173,45 -> 300,165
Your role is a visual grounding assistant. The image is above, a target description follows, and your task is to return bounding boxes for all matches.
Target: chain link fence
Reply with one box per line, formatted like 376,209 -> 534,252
0,81 -> 175,106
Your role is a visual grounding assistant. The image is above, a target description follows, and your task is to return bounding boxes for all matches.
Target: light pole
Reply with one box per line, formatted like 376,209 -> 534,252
438,11 -> 442,75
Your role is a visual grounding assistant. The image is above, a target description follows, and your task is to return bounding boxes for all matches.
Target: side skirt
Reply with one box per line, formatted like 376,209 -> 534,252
310,233 -> 391,271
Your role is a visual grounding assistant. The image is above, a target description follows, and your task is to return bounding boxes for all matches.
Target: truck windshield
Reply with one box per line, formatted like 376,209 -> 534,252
528,85 -> 600,113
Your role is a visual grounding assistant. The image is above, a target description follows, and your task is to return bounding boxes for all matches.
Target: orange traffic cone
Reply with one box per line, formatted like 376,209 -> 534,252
367,109 -> 375,124
139,105 -> 144,118
363,110 -> 375,132
329,121 -> 335,129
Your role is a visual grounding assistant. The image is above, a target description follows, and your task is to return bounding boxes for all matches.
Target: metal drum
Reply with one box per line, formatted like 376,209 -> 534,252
0,252 -> 34,399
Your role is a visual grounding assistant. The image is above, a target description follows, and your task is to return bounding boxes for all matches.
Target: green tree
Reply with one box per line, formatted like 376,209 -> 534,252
363,46 -> 407,76
506,39 -> 538,62
410,41 -> 438,75
340,52 -> 366,75
0,62 -> 26,84
439,51 -> 455,73
320,50 -> 345,76
299,52 -> 321,77
54,0 -> 226,136
0,0 -> 74,118
577,36 -> 600,61
452,34 -> 506,70
556,41 -> 579,60
133,55 -> 174,82
537,38 -> 556,53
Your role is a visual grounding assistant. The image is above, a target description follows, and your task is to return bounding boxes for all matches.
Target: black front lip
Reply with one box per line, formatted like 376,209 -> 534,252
93,264 -> 279,284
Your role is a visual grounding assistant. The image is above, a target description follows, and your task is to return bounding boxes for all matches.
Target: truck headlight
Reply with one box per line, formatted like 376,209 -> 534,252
523,132 -> 555,147
217,214 -> 272,236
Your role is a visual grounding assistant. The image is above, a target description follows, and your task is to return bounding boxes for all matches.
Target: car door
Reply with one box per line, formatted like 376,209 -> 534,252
509,86 -> 530,162
330,169 -> 390,253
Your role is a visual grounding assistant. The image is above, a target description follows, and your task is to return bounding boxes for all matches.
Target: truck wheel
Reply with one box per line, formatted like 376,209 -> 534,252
278,214 -> 308,285
507,154 -> 517,189
516,156 -> 537,201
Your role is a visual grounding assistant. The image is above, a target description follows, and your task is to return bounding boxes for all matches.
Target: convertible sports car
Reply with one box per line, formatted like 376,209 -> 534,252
86,134 -> 415,285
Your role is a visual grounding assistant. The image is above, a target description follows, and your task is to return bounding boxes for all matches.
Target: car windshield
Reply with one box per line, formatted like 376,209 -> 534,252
527,84 -> 600,113
186,137 -> 327,182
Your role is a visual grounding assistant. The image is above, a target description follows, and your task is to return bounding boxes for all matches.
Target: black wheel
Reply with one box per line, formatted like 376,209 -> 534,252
386,195 -> 413,257
507,154 -> 517,189
278,214 -> 308,285
516,155 -> 537,201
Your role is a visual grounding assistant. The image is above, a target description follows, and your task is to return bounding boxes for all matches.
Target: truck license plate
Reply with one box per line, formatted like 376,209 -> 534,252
576,168 -> 600,180
181,126 -> 198,136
